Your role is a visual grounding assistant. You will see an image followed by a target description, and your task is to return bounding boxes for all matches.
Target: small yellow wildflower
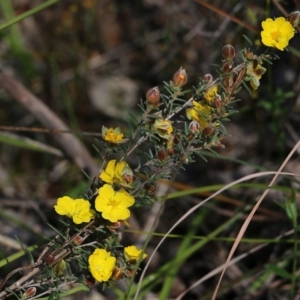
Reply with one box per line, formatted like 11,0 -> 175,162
124,245 -> 147,263
246,61 -> 266,90
102,126 -> 125,144
186,101 -> 212,130
54,196 -> 94,224
88,249 -> 116,282
100,160 -> 133,186
261,17 -> 295,51
203,84 -> 218,104
153,119 -> 173,139
95,184 -> 135,222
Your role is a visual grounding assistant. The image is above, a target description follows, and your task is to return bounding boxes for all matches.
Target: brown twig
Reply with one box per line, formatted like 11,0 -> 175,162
0,72 -> 98,178
195,0 -> 259,33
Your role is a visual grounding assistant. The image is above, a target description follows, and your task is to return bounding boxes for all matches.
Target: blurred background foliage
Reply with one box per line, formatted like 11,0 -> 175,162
1,0 -> 300,299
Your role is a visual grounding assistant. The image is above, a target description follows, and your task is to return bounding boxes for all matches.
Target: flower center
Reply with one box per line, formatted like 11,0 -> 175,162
108,198 -> 118,207
108,133 -> 116,139
271,30 -> 281,42
73,206 -> 80,215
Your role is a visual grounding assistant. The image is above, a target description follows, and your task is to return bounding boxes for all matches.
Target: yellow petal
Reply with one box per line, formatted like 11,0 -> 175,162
99,160 -> 116,184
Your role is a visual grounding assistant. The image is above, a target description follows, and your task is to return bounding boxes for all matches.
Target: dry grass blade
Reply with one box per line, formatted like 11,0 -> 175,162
176,229 -> 295,299
0,72 -> 98,177
211,139 -> 300,300
195,0 -> 259,33
134,171 -> 300,299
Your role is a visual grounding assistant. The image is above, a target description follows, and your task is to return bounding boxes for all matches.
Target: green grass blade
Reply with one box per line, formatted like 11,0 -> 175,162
0,0 -> 59,31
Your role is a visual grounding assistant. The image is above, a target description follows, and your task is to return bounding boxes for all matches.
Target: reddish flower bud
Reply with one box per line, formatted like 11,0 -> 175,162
213,94 -> 222,108
189,121 -> 200,134
85,275 -> 95,287
112,268 -> 125,281
203,73 -> 213,83
110,221 -> 122,229
73,235 -> 84,245
146,86 -> 160,106
157,147 -> 168,162
203,127 -> 215,137
126,269 -> 135,277
168,148 -> 175,155
288,11 -> 300,27
222,44 -> 235,60
25,287 -> 37,298
44,254 -> 54,265
172,67 -> 187,87
145,183 -> 157,195
221,61 -> 234,73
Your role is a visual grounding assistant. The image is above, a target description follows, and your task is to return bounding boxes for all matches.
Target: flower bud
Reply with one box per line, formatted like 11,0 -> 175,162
126,269 -> 135,277
146,86 -> 160,106
85,275 -> 95,287
203,73 -> 213,83
145,182 -> 157,195
221,61 -> 234,73
189,121 -> 200,134
213,94 -> 222,108
110,221 -> 122,229
53,259 -> 67,276
222,44 -> 235,60
73,235 -> 84,245
44,254 -> 54,265
112,268 -> 124,281
203,127 -> 215,137
121,164 -> 134,185
181,154 -> 189,164
25,287 -> 37,298
172,67 -> 187,87
288,11 -> 300,27
157,147 -> 168,162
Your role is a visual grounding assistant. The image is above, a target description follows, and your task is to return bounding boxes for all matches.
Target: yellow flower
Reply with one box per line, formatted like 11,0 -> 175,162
100,160 -> 133,186
203,84 -> 218,103
54,196 -> 94,224
246,61 -> 266,90
102,126 -> 125,144
261,17 -> 295,51
124,245 -> 147,263
88,249 -> 116,282
153,119 -> 173,139
95,184 -> 135,222
186,101 -> 212,130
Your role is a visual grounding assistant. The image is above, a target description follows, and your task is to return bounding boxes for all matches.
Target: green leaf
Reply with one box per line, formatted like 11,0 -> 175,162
266,264 -> 291,279
284,190 -> 297,226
